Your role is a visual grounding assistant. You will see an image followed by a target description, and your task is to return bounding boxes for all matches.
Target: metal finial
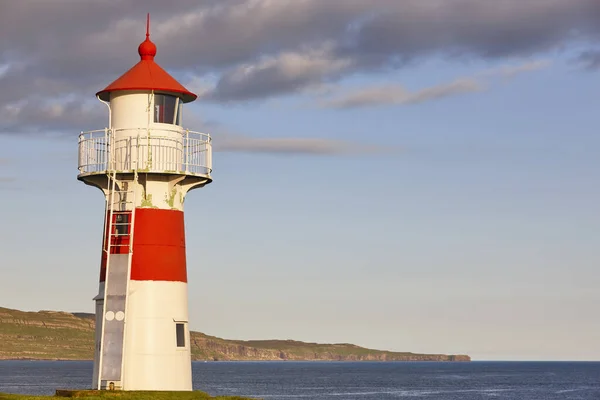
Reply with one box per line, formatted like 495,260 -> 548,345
146,13 -> 150,39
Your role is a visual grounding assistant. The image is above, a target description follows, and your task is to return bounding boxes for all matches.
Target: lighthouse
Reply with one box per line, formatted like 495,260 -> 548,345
77,15 -> 211,391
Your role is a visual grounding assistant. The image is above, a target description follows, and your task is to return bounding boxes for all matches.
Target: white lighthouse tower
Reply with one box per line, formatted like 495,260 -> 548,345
77,15 -> 211,391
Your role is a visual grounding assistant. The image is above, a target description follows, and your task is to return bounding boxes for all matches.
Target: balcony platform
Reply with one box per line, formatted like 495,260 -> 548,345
78,128 -> 212,190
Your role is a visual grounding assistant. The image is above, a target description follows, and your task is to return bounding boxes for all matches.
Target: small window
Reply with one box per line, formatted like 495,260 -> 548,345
176,323 -> 185,347
154,94 -> 179,125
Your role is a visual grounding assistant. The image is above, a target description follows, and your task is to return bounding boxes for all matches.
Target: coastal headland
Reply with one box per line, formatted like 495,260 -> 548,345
0,307 -> 470,362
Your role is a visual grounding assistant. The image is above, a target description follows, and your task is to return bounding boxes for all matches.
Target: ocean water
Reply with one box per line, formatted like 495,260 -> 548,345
0,360 -> 599,399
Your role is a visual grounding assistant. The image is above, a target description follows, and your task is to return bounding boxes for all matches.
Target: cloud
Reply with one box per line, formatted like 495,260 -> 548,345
0,97 -> 106,134
322,79 -> 483,109
0,0 -> 599,131
0,160 -> 16,189
202,44 -> 353,101
0,177 -> 17,191
179,112 -> 390,156
577,50 -> 600,70
214,133 -> 390,155
321,60 -> 549,109
0,177 -> 25,192
480,60 -> 551,78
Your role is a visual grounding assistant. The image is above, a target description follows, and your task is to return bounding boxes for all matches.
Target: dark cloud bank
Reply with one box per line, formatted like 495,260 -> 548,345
1,0 -> 599,152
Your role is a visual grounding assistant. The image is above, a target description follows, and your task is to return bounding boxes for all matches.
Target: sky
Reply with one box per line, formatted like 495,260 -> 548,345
0,0 -> 599,361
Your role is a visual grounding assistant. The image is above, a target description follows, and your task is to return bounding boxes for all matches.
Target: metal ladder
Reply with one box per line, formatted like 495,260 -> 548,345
97,170 -> 137,390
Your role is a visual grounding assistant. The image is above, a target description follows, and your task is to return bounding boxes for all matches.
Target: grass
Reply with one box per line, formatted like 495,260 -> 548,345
0,391 -> 257,400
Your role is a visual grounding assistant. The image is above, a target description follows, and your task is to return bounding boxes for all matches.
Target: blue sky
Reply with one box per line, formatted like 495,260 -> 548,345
1,1 -> 600,361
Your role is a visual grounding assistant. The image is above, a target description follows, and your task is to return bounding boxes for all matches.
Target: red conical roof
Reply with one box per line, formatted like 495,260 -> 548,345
96,14 -> 197,103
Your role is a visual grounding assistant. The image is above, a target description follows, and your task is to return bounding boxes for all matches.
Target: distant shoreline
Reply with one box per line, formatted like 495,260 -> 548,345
0,306 -> 470,362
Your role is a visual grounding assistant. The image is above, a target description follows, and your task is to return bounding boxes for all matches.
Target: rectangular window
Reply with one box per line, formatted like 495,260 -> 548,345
176,323 -> 185,347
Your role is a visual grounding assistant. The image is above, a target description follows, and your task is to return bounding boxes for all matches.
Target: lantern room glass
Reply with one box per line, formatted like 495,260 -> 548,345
154,94 -> 182,126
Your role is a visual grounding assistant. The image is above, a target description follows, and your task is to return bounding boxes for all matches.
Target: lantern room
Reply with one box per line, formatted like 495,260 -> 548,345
77,15 -> 211,186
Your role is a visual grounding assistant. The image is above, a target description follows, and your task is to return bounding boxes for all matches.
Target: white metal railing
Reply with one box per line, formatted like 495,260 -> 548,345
78,127 -> 212,176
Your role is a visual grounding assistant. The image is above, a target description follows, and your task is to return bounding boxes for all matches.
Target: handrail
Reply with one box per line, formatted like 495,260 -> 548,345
78,127 -> 212,176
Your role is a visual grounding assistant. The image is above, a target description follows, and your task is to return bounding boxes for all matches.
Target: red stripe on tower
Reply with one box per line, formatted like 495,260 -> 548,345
130,208 -> 187,282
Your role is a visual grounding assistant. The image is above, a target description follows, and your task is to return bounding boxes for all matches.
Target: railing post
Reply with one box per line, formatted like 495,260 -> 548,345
136,129 -> 140,171
78,132 -> 83,173
185,129 -> 189,173
128,136 -> 132,171
207,134 -> 212,174
104,127 -> 109,171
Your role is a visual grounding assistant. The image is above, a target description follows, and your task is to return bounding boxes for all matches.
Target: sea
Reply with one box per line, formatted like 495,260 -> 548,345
1,360 -> 599,399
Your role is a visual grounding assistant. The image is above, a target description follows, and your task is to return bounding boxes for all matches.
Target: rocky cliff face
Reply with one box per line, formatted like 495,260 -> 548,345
0,308 -> 95,360
0,307 -> 470,362
190,333 -> 470,362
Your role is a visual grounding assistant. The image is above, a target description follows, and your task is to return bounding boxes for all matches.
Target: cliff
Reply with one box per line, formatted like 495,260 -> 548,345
0,307 -> 470,362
